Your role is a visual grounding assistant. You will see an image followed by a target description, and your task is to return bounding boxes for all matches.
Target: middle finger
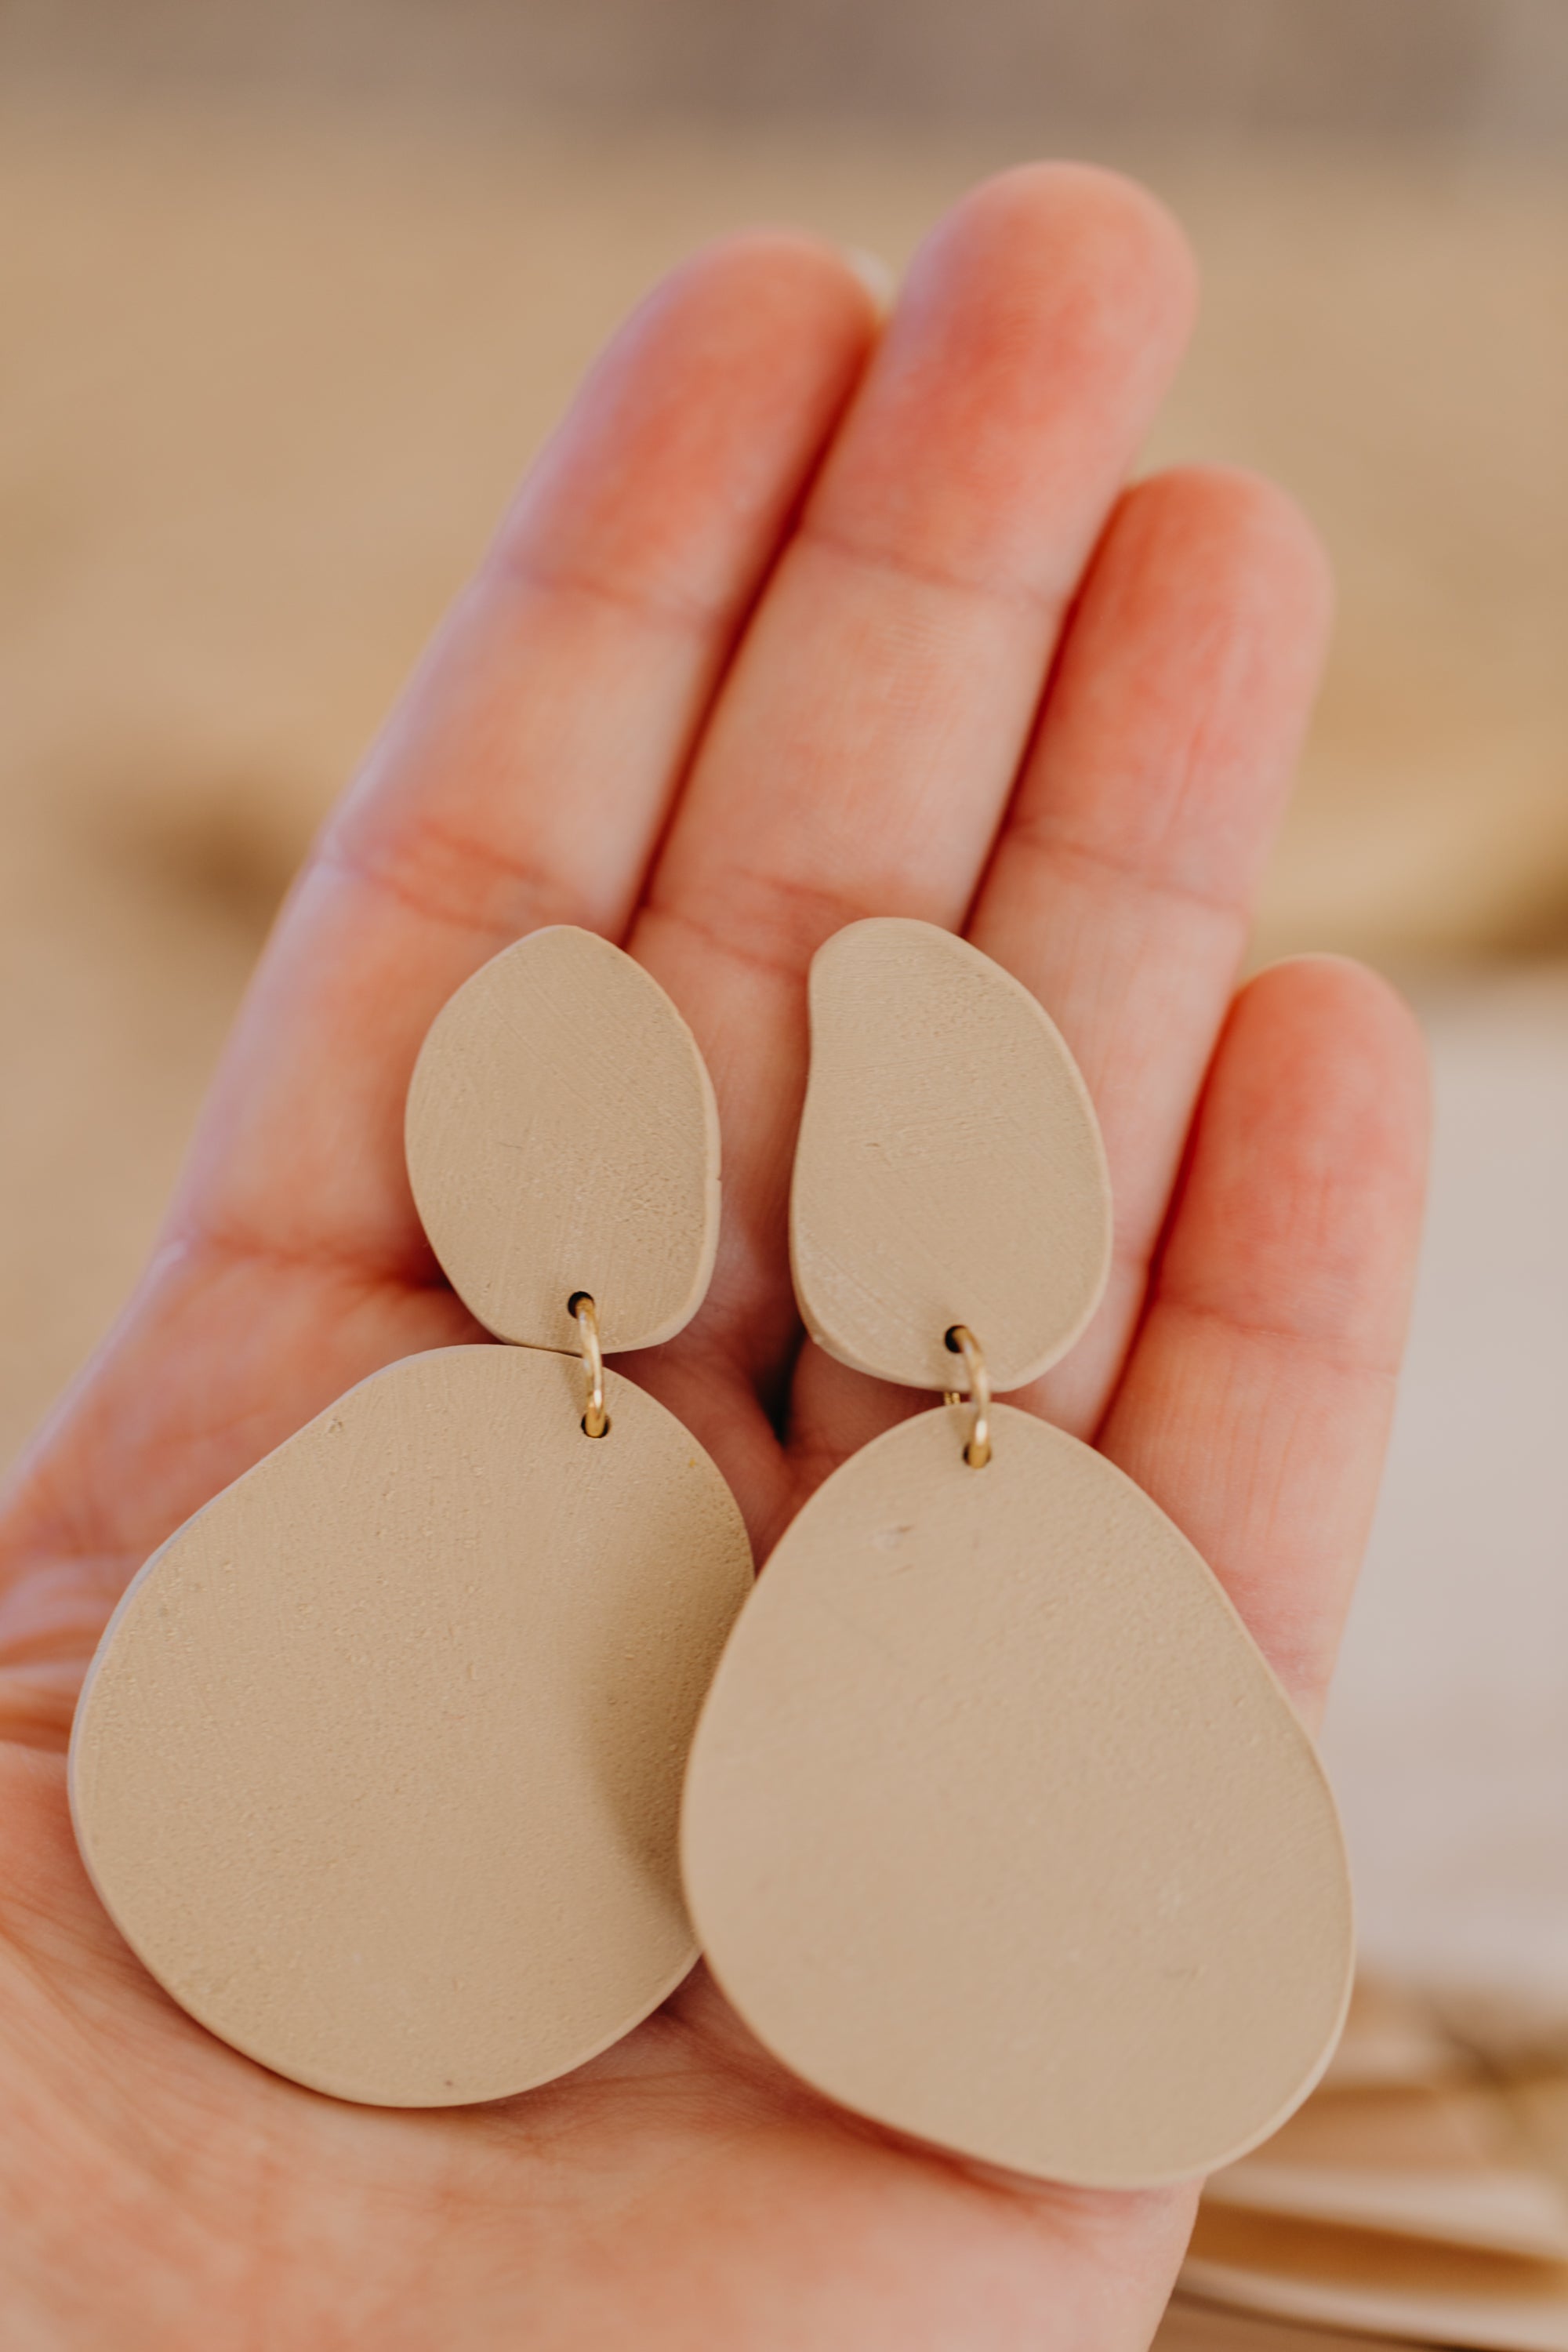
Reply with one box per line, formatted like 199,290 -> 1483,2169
632,164 -> 1195,1392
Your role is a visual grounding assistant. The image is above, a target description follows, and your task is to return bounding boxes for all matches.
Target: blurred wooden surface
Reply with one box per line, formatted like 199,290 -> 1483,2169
0,94 -> 1565,1464
5,0 -> 1567,143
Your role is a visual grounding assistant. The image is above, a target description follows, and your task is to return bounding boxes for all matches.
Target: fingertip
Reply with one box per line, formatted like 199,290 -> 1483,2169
1117,465 -> 1335,646
650,226 -> 884,360
918,158 -> 1199,362
1000,460 -> 1337,927
1205,468 -> 1334,631
1224,954 -> 1432,1244
1241,953 -> 1430,1112
809,159 -> 1201,597
498,227 -> 877,605
840,243 -> 897,320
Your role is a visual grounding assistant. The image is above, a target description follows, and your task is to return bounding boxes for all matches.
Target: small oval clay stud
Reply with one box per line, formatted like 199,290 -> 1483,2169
791,918 -> 1112,1393
407,926 -> 720,1358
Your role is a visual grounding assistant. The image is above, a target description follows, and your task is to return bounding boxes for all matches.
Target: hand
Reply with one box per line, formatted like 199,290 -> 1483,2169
0,165 -> 1428,2350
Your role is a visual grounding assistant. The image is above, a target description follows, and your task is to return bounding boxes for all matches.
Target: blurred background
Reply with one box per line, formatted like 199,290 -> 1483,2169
2,0 -> 1566,2092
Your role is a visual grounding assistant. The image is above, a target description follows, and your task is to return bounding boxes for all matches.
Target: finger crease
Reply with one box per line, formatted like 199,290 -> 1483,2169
1149,1293 -> 1406,1384
486,543 -> 735,639
313,823 -> 592,946
643,879 -> 884,993
1004,819 -> 1251,924
170,1216 -> 444,1299
797,517 -> 1073,626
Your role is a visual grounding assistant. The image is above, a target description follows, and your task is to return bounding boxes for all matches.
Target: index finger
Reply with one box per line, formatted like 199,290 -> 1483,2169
172,234 -> 877,1287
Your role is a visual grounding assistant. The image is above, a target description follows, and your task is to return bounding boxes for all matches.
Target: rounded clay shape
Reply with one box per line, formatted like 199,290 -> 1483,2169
790,919 -> 1112,1393
71,1345 -> 752,2107
406,926 -> 720,1356
681,1403 -> 1352,2188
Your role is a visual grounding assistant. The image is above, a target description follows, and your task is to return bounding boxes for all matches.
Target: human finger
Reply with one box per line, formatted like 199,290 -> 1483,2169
971,464 -> 1333,1435
1098,955 -> 1429,1720
788,465 -> 1331,1478
172,232 -> 877,1286
634,165 -> 1196,1402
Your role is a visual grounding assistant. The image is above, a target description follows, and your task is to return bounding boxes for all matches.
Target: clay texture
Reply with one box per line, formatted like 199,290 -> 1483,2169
71,1345 -> 752,2107
790,919 -> 1112,1392
681,1403 -> 1352,2187
406,925 -> 720,1355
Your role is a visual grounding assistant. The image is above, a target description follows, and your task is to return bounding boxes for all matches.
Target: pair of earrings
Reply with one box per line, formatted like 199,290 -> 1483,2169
70,919 -> 1351,2187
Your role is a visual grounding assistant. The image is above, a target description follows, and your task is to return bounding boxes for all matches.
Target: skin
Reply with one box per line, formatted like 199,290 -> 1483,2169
0,165 -> 1428,2349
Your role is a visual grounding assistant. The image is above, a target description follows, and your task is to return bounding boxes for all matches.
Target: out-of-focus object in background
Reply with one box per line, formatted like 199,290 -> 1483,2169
1171,1978 -> 1568,2350
1325,966 -> 1568,2031
2,99 -> 1566,1455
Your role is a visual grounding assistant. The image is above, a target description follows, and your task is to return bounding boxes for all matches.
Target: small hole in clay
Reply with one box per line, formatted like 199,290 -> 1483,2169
581,1414 -> 611,1439
567,1291 -> 592,1319
944,1327 -> 964,1354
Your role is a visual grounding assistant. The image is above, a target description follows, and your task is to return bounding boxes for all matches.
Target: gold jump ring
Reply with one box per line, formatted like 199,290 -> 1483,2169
570,1294 -> 608,1438
942,1325 -> 991,1468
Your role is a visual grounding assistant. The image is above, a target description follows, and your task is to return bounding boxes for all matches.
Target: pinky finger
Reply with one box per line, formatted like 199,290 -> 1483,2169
1097,956 -> 1429,1725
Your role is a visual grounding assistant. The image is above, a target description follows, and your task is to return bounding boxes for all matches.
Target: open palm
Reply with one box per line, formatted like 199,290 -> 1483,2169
0,165 -> 1427,2349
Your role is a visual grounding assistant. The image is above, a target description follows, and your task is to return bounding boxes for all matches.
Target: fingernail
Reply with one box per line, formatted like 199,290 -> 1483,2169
843,246 -> 896,320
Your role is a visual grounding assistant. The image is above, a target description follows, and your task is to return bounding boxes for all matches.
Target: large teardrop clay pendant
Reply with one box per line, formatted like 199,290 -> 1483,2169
682,1401 -> 1351,2187
681,918 -> 1352,2187
71,929 -> 751,2106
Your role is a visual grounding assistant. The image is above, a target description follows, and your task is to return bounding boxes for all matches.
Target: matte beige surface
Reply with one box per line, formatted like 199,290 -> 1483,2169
1208,2152 -> 1568,2263
71,1344 -> 752,2106
790,920 -> 1112,1393
1182,2205 -> 1568,2352
406,927 -> 720,1356
1207,2078 -> 1568,2263
1514,2076 -> 1568,2205
1319,1971 -> 1471,2091
1156,2298 -> 1390,2352
1213,2089 -> 1568,2267
681,1402 -> 1351,2187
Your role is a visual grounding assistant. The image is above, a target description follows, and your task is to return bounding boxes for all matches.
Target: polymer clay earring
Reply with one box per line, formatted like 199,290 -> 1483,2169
681,917 -> 1352,2189
71,927 -> 752,2107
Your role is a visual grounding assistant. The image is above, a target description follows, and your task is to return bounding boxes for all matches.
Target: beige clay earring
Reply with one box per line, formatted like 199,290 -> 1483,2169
681,917 -> 1352,2189
71,927 -> 752,2107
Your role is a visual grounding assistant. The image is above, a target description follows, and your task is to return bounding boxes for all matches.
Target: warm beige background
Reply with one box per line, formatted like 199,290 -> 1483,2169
4,94 -> 1566,1462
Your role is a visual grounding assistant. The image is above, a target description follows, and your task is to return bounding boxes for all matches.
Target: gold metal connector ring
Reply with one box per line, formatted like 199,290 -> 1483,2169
942,1324 -> 991,1468
569,1293 -> 609,1438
